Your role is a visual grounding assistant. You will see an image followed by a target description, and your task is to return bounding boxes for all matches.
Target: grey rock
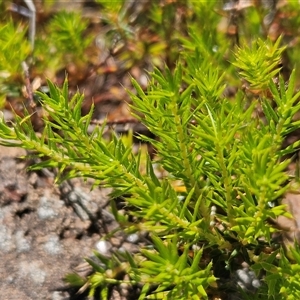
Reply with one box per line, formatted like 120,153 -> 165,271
0,225 -> 15,252
44,235 -> 62,255
15,230 -> 31,252
126,233 -> 139,243
95,240 -> 112,256
19,261 -> 46,285
37,196 -> 56,220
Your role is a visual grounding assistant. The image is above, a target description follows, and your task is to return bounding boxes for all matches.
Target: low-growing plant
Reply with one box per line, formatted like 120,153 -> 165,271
1,32 -> 300,299
33,9 -> 94,77
0,18 -> 31,106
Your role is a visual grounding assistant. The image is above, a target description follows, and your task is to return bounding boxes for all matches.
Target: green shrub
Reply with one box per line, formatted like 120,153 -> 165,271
2,1 -> 300,299
0,19 -> 31,106
1,33 -> 300,299
33,10 -> 93,77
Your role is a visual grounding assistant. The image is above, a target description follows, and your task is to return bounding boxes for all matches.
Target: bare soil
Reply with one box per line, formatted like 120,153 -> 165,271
0,145 -> 129,300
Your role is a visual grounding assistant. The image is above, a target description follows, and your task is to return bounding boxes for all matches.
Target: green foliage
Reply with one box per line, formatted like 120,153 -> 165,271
47,10 -> 92,60
1,32 -> 300,299
252,245 -> 300,300
3,1 -> 300,299
95,0 -> 124,13
233,37 -> 285,90
138,236 -> 216,299
0,19 -> 30,75
33,10 -> 93,74
0,19 -> 31,105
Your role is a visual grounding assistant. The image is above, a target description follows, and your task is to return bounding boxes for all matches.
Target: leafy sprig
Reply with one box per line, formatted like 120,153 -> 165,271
1,14 -> 300,300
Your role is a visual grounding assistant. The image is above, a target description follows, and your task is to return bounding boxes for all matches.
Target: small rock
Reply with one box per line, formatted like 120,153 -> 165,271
19,261 -> 46,285
95,240 -> 112,256
15,230 -> 31,253
119,242 -> 139,254
44,235 -> 62,255
0,145 -> 26,159
0,225 -> 15,252
236,268 -> 252,286
126,233 -> 139,243
252,278 -> 261,288
51,291 -> 66,300
234,266 -> 260,292
37,196 -> 56,220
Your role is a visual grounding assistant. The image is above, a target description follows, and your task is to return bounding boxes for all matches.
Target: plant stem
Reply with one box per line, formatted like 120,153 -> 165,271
171,99 -> 209,222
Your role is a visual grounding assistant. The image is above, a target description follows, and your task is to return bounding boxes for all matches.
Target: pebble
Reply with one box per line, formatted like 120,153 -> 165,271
95,240 -> 112,256
0,225 -> 15,252
126,233 -> 139,243
19,261 -> 46,285
252,278 -> 261,289
51,291 -> 66,300
37,196 -> 56,220
15,230 -> 31,253
43,235 -> 62,255
235,267 -> 261,290
236,269 -> 252,286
